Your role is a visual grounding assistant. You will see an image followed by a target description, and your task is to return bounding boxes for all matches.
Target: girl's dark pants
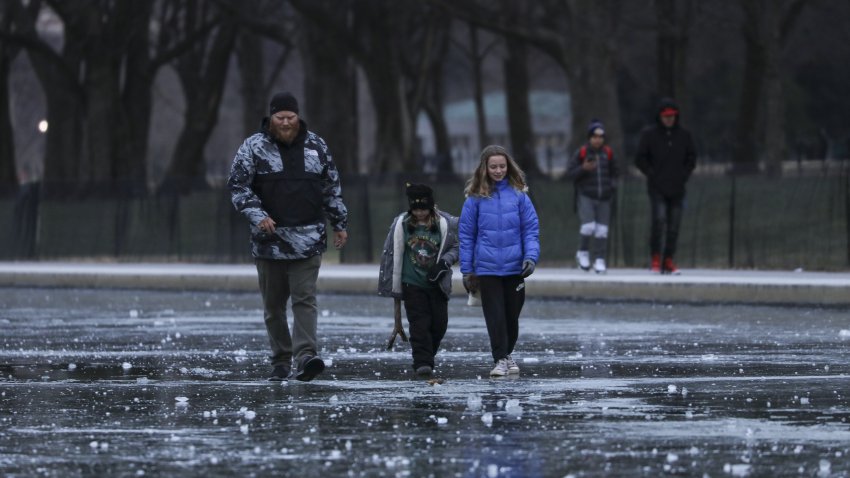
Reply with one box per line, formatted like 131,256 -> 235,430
402,283 -> 448,369
478,275 -> 525,363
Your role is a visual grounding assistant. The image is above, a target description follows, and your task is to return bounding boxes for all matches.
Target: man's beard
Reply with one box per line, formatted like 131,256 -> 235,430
273,124 -> 298,143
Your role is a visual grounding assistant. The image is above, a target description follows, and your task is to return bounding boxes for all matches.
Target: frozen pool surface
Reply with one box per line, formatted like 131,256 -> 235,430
1,288 -> 850,477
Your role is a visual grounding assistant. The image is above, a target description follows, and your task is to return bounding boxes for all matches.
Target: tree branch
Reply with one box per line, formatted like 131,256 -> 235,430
779,0 -> 810,46
428,0 -> 569,71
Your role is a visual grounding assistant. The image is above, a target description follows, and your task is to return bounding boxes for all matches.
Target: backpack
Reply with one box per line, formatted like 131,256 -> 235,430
579,145 -> 613,162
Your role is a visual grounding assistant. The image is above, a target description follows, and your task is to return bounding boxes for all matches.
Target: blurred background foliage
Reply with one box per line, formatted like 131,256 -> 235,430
1,0 -> 847,268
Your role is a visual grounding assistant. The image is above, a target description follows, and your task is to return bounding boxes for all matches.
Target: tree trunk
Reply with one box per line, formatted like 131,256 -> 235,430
117,1 -> 155,190
81,58 -> 121,184
236,32 -> 268,137
162,21 -> 237,189
422,101 -> 453,175
762,37 -> 785,177
732,1 -> 766,174
655,0 -> 693,102
469,24 -> 489,150
301,17 -> 359,175
562,1 -> 624,162
12,1 -> 85,188
761,0 -> 803,177
418,20 -> 452,176
289,0 -> 440,174
0,44 -> 16,188
503,38 -> 540,177
39,85 -> 85,188
16,0 -> 153,191
362,61 -> 411,173
735,0 -> 808,176
77,2 -> 138,187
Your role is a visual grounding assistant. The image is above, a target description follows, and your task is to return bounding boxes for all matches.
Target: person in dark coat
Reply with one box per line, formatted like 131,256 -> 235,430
634,98 -> 697,274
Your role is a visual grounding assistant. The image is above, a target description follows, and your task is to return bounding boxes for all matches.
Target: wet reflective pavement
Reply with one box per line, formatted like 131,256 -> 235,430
2,288 -> 849,477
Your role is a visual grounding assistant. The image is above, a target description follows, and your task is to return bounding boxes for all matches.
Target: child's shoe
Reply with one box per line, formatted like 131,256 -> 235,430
505,354 -> 520,374
490,359 -> 509,377
415,365 -> 433,377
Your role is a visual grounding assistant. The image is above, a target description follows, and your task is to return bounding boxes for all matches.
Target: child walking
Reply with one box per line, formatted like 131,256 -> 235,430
378,183 -> 459,377
564,119 -> 619,274
459,145 -> 540,377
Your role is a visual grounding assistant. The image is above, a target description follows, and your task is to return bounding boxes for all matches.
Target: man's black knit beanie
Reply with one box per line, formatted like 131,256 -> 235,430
269,92 -> 299,115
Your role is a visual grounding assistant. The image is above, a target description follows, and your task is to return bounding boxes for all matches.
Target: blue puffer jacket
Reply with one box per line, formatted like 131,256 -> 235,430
459,179 -> 540,276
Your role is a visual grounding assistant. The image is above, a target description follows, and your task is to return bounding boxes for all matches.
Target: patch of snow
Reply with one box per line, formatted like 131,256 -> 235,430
481,412 -> 493,426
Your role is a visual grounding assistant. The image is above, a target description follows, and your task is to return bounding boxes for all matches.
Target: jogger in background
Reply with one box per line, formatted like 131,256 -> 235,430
564,119 -> 619,274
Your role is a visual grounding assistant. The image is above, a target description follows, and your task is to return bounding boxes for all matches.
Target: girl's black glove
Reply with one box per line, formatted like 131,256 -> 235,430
520,260 -> 535,278
462,273 -> 479,293
427,259 -> 450,282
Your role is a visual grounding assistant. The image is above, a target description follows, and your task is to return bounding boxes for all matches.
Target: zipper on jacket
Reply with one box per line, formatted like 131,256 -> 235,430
496,185 -> 503,248
596,151 -> 602,198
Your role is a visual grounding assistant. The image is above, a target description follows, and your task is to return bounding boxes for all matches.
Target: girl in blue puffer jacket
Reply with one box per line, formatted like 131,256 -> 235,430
459,145 -> 540,377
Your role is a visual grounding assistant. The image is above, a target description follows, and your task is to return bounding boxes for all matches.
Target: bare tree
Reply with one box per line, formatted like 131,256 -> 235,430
503,46 -> 539,174
2,0 -> 84,188
216,0 -> 358,174
224,1 -> 295,138
461,24 -> 499,149
299,6 -> 359,175
0,0 -> 24,189
290,0 -> 451,173
434,0 -> 625,163
732,0 -> 809,175
399,8 -> 454,174
160,1 -> 237,189
1,0 -> 219,191
655,0 -> 695,102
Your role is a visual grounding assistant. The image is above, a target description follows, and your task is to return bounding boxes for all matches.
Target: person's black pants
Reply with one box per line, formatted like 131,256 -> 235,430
649,189 -> 684,259
402,284 -> 448,369
478,275 -> 525,363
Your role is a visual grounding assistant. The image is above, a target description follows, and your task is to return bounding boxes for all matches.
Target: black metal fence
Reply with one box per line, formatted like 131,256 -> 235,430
3,166 -> 849,270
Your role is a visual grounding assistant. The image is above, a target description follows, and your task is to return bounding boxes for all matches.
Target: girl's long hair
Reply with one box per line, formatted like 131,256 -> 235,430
464,145 -> 528,197
406,207 -> 439,233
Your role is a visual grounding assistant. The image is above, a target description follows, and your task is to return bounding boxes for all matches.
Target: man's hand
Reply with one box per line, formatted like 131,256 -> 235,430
333,230 -> 348,249
462,273 -> 479,294
520,260 -> 535,278
581,158 -> 597,171
258,216 -> 276,233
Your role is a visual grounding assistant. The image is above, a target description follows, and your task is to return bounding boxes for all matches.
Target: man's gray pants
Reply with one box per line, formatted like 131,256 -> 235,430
255,255 -> 322,368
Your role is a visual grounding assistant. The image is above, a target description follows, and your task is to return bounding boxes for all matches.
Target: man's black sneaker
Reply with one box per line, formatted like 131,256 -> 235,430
415,365 -> 433,377
267,366 -> 290,382
294,356 -> 325,382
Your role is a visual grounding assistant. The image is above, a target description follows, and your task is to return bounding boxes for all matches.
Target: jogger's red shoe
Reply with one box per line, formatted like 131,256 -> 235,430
662,257 -> 680,275
650,254 -> 661,273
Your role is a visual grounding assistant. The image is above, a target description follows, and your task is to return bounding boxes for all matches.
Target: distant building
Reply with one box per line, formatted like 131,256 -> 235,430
416,90 -> 572,176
